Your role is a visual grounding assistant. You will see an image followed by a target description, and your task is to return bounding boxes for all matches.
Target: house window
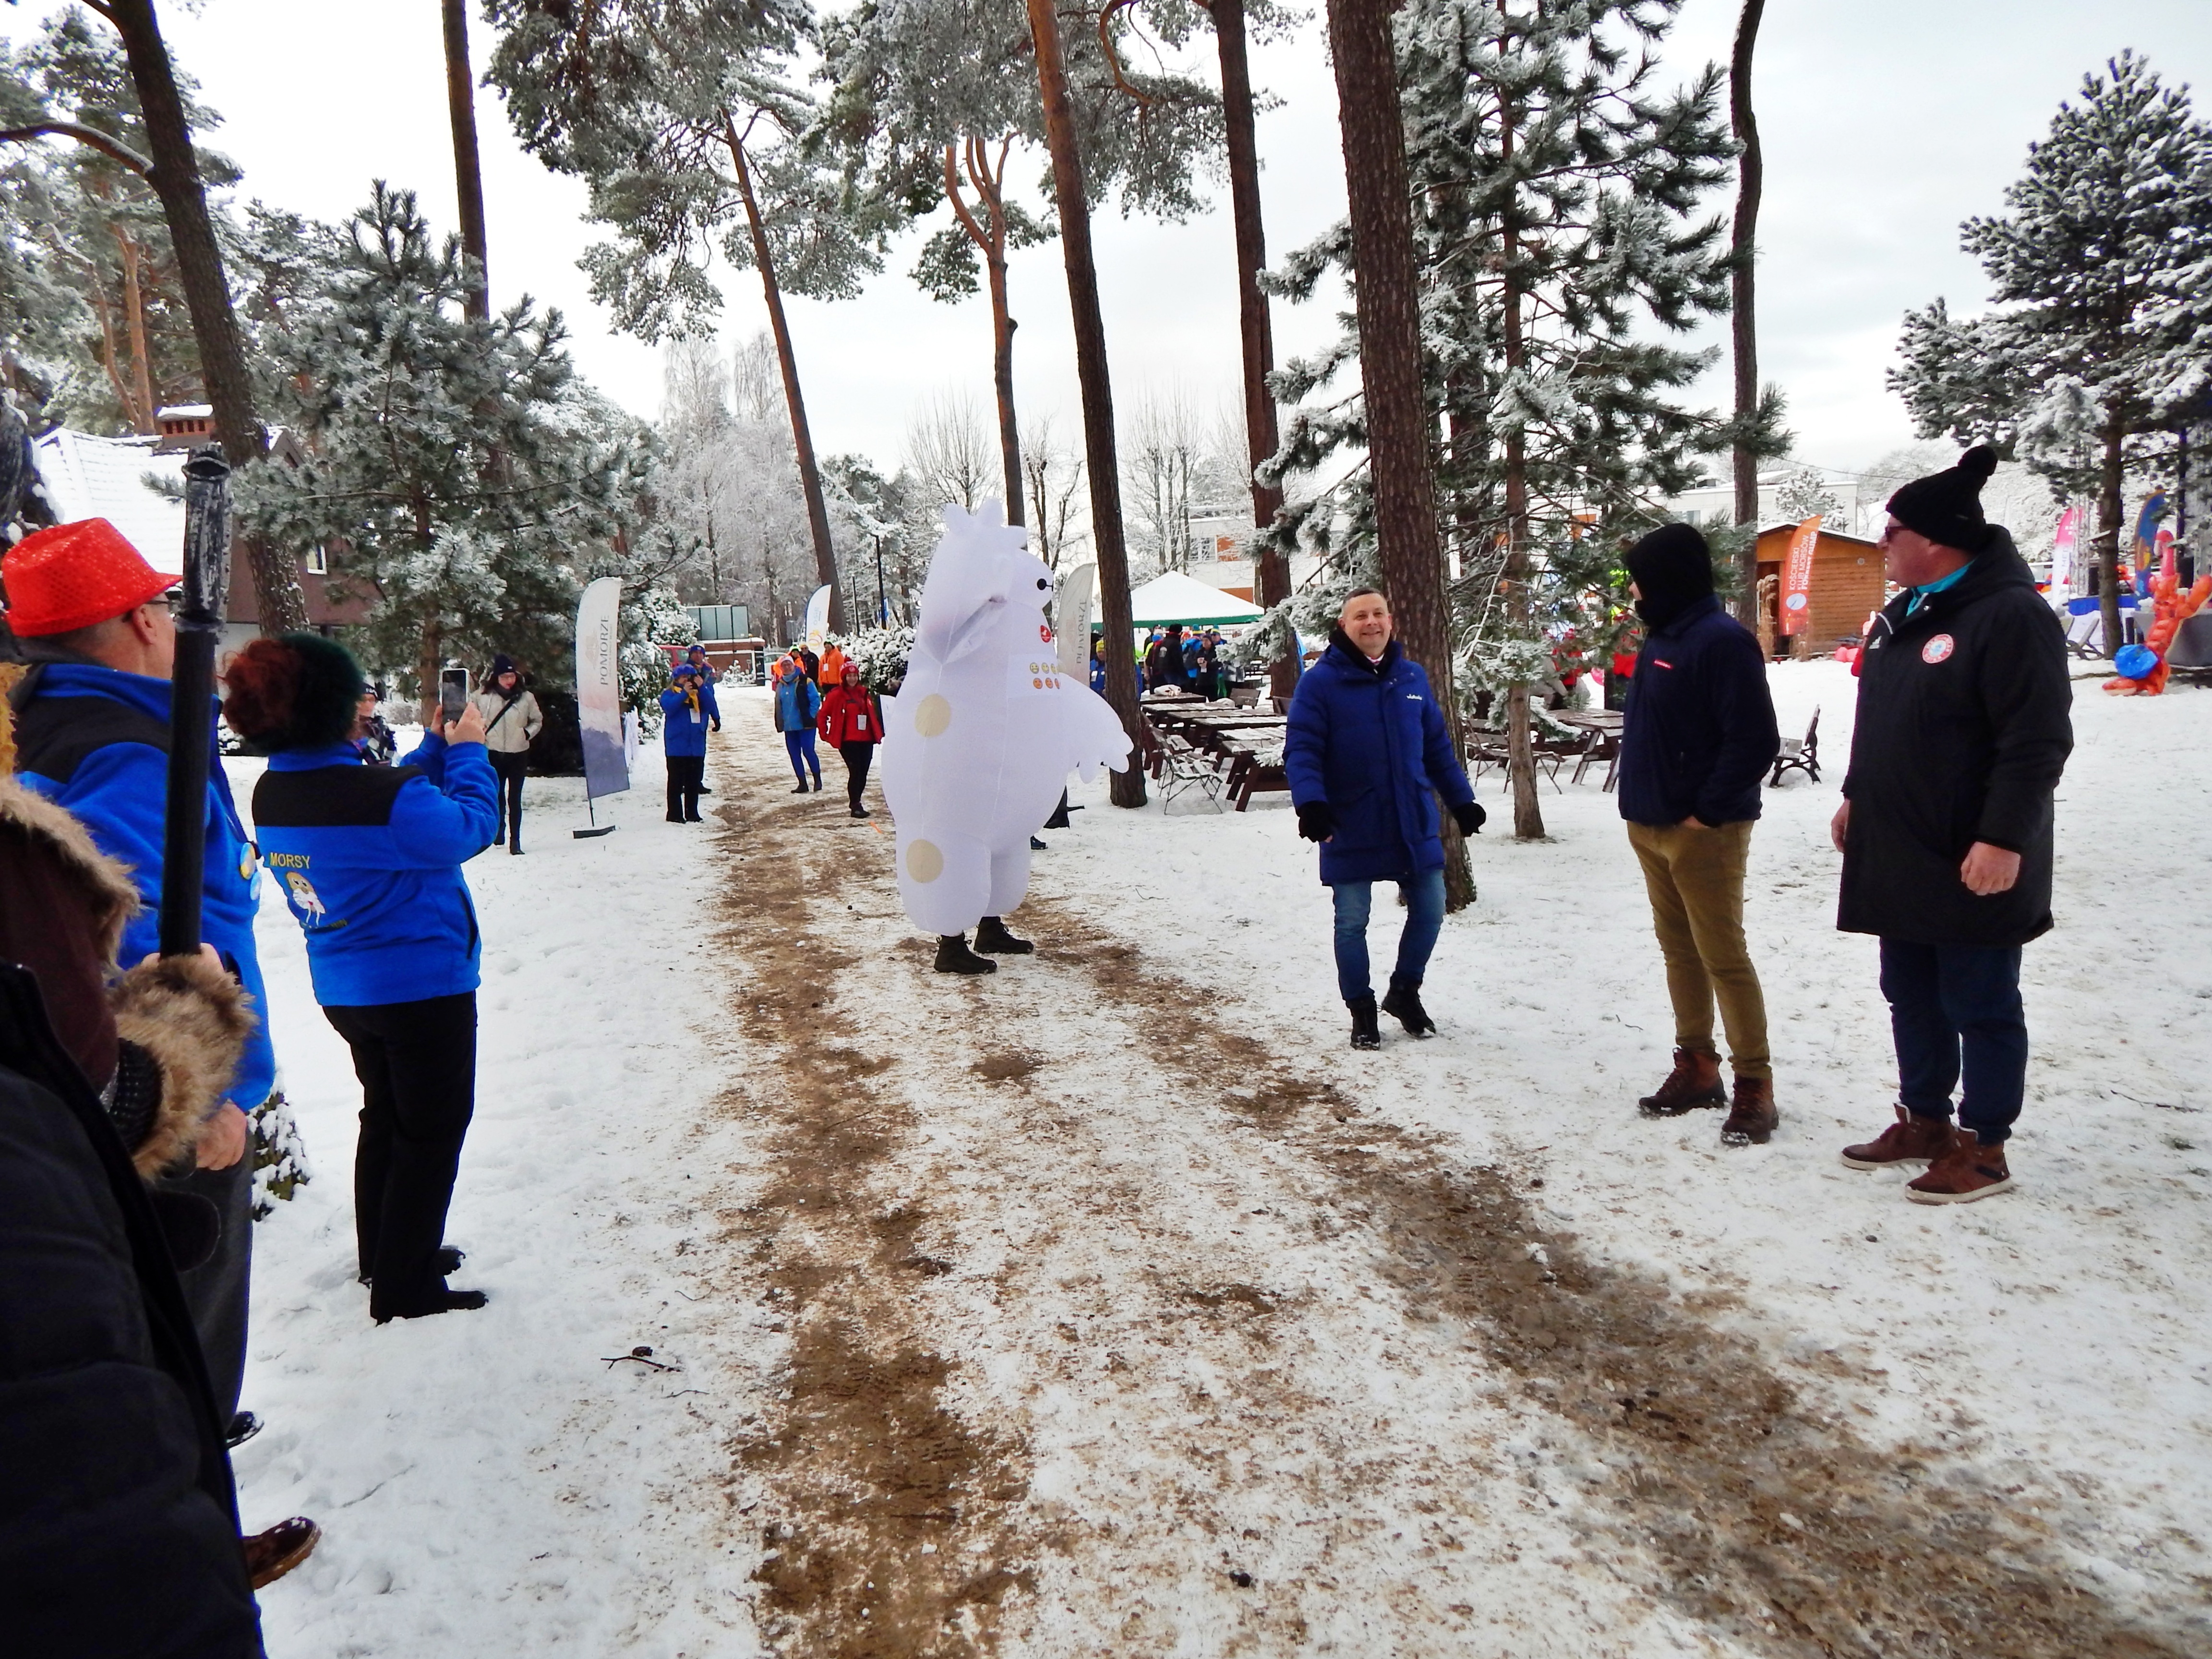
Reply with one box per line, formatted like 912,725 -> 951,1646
303,544 -> 328,576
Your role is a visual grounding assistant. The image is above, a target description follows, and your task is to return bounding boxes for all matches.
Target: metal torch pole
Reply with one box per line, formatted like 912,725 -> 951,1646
158,444 -> 234,960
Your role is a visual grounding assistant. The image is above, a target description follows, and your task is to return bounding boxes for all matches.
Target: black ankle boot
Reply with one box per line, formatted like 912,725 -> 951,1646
973,915 -> 1034,954
1380,976 -> 1436,1036
1348,994 -> 1382,1050
935,934 -> 998,974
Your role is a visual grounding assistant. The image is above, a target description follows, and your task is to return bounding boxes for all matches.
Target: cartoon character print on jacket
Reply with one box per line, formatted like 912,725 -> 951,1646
880,501 -> 1132,937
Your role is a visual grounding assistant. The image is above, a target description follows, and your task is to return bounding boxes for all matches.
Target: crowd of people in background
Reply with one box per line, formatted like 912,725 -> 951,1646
1142,624 -> 1233,698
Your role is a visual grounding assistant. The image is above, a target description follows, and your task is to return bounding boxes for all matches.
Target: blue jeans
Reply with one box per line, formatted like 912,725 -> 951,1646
1877,938 -> 2028,1144
784,728 -> 819,781
1331,867 -> 1445,1003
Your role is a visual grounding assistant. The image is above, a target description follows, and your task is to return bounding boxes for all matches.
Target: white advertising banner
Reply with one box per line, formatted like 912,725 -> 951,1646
574,576 -> 629,802
803,584 -> 832,653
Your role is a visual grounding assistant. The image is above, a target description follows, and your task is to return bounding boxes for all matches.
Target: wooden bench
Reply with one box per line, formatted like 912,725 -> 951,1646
1768,706 -> 1820,787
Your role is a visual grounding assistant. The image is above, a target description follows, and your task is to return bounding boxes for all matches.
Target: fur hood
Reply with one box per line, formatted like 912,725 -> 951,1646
0,774 -> 141,961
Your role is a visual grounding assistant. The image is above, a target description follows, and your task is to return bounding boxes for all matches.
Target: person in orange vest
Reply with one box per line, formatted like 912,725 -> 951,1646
818,642 -> 848,689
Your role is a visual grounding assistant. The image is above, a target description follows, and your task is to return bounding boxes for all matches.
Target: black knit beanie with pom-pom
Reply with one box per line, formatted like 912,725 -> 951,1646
222,631 -> 369,751
1887,444 -> 1999,553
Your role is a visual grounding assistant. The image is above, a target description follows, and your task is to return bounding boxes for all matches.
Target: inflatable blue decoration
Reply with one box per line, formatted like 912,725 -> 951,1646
2114,643 -> 2159,680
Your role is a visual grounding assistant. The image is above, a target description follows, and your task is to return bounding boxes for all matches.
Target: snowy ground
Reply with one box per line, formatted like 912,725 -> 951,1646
229,669 -> 2212,1657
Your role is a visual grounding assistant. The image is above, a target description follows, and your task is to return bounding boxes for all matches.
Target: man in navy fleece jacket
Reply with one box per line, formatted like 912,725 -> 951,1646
1616,523 -> 1781,1147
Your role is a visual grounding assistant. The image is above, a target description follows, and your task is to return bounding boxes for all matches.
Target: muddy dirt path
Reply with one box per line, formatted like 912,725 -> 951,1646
705,737 -> 2197,1658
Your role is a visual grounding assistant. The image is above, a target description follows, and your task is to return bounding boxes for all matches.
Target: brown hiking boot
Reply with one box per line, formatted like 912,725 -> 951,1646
1719,1076 -> 1777,1146
1907,1132 -> 2015,1204
1636,1048 -> 1725,1117
244,1516 -> 321,1589
1839,1106 -> 1954,1170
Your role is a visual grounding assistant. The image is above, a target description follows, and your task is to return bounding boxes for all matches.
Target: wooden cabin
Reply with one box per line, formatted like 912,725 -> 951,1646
1753,523 -> 1886,658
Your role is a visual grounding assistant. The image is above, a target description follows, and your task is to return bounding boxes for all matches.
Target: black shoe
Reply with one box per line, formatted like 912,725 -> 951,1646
225,1410 -> 262,1449
698,786 -> 713,795
493,831 -> 505,846
1348,994 -> 1382,1051
791,781 -> 809,794
1380,976 -> 1436,1036
934,933 -> 998,974
508,842 -> 524,855
373,1286 -> 490,1323
973,915 -> 1034,955
685,813 -> 705,822
359,1245 -> 466,1286
810,777 -> 823,792
1030,835 -> 1048,850
850,804 -> 870,818
666,814 -> 685,823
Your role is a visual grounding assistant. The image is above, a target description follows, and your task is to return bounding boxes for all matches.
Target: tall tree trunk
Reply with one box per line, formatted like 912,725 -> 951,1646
115,227 -> 157,432
442,0 -> 491,322
1208,0 -> 1297,702
106,0 -> 310,635
1728,0 -> 1766,625
1025,0 -> 1145,806
1324,0 -> 1473,903
725,116 -> 844,632
944,139 -> 1024,521
2097,425 -> 2125,657
1496,36 -> 1543,842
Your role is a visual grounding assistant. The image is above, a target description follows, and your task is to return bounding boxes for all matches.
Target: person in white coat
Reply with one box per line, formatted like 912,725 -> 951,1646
471,654 -> 543,854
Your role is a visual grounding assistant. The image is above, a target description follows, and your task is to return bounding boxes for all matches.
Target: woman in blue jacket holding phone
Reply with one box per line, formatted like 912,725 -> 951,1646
223,634 -> 499,1323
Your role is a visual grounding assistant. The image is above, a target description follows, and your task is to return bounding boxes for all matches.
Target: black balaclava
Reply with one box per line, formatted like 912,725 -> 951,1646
1886,443 -> 1998,553
1624,523 -> 1715,631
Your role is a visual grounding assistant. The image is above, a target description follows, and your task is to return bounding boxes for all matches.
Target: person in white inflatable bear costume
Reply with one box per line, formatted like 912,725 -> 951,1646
882,501 -> 1133,974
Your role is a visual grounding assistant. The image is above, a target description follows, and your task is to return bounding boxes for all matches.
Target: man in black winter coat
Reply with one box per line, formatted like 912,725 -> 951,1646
1616,524 -> 1782,1145
1832,445 -> 2072,1203
0,965 -> 265,1657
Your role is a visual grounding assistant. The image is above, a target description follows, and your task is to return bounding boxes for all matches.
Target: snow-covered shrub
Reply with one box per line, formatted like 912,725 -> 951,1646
249,1091 -> 311,1221
829,625 -> 914,692
623,586 -> 695,733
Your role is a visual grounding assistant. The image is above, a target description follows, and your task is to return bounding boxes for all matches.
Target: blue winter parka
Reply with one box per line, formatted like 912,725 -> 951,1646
1615,595 -> 1779,829
772,672 -> 821,734
660,685 -> 709,757
10,660 -> 277,1109
251,732 -> 499,1009
1284,635 -> 1476,886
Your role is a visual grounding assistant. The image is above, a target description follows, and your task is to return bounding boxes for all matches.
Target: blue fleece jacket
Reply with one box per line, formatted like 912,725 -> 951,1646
1284,636 -> 1476,885
1615,595 -> 1780,828
250,733 -> 498,1008
660,687 -> 709,757
12,661 -> 276,1108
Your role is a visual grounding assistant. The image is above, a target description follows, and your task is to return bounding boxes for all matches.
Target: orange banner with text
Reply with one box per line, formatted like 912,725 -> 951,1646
1779,515 -> 1823,636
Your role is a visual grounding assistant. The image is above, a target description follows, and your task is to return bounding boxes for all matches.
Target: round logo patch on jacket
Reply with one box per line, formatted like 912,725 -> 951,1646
1921,634 -> 1955,664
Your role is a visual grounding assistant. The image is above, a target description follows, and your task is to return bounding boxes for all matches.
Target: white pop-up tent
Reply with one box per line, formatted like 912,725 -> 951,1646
1122,570 -> 1265,628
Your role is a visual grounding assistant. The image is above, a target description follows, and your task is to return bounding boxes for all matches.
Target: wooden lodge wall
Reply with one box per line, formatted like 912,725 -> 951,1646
1754,525 -> 1887,657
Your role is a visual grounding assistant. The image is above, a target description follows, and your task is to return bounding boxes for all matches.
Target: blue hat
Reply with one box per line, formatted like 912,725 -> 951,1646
672,662 -> 699,682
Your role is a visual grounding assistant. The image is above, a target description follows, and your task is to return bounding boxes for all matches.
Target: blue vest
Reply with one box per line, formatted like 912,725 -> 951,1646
252,736 -> 498,1008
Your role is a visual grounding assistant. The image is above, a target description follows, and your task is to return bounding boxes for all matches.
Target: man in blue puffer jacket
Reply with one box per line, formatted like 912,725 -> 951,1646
1615,523 -> 1781,1146
1286,589 -> 1483,1049
4,517 -> 275,1432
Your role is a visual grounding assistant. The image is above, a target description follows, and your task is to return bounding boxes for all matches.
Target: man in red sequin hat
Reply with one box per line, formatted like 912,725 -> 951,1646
2,517 -> 176,644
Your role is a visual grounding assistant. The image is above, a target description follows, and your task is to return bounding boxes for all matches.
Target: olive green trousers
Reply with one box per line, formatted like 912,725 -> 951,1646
1625,819 -> 1771,1082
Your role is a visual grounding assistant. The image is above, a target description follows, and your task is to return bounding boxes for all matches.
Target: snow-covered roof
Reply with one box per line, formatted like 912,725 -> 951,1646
156,403 -> 214,421
33,428 -> 187,577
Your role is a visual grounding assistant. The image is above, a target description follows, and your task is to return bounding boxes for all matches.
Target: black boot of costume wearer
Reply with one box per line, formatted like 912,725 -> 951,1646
372,1286 -> 489,1324
935,934 -> 998,974
1380,976 -> 1436,1037
1348,994 -> 1382,1051
973,915 -> 1034,955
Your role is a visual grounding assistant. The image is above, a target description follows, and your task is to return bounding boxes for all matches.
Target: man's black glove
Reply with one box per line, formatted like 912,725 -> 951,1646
1296,801 -> 1335,843
1452,800 -> 1486,836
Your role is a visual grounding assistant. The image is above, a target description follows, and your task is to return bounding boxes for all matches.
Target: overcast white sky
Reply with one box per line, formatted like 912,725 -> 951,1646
6,0 -> 2210,478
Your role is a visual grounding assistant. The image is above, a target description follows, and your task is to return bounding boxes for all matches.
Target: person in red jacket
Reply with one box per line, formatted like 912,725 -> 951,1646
817,661 -> 883,818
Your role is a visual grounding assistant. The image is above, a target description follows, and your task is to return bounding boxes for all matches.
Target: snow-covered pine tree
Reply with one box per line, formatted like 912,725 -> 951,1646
1776,464 -> 1842,526
482,0 -> 893,634
1270,0 -> 1738,836
0,10 -> 240,433
239,184 -> 656,695
817,0 -> 1224,524
1892,51 -> 2212,653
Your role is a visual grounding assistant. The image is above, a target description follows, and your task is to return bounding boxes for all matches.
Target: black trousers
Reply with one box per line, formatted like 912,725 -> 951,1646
489,750 -> 528,845
839,739 -> 875,807
666,753 -> 705,821
324,993 -> 477,1318
157,1150 -> 254,1422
